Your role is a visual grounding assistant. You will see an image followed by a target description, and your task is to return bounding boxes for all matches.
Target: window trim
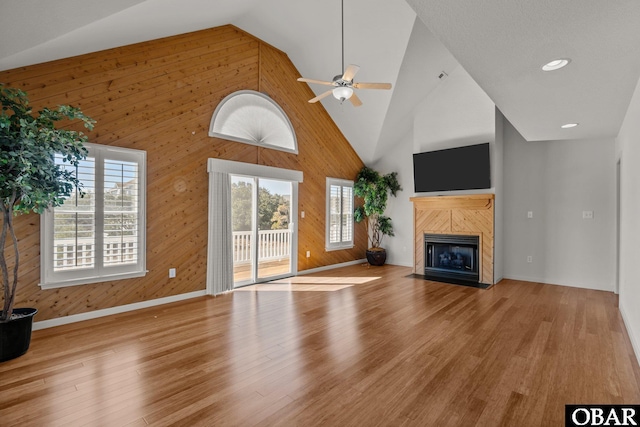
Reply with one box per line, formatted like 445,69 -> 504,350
40,143 -> 147,289
325,177 -> 355,251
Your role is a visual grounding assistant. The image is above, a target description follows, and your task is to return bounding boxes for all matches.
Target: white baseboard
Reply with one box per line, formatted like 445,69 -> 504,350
619,303 -> 640,367
33,290 -> 207,331
385,258 -> 413,267
388,261 -> 413,268
502,274 -> 613,292
298,259 -> 367,275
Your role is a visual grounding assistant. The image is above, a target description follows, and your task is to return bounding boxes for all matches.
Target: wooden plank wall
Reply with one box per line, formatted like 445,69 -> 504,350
0,25 -> 367,321
411,194 -> 495,285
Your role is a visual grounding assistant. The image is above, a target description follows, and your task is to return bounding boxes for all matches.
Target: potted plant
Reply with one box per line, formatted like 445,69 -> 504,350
353,166 -> 401,266
1,84 -> 94,362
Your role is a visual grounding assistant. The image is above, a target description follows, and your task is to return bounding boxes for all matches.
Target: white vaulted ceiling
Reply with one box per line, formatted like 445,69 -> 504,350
2,0 -> 640,162
405,0 -> 640,142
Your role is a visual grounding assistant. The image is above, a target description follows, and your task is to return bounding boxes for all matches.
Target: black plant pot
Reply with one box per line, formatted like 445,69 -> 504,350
0,308 -> 38,362
366,248 -> 387,266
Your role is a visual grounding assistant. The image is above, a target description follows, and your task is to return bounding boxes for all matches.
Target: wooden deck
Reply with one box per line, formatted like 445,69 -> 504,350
233,258 -> 291,284
1,264 -> 639,426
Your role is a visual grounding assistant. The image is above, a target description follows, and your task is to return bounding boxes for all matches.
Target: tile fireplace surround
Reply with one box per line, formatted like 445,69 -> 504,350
410,194 -> 495,285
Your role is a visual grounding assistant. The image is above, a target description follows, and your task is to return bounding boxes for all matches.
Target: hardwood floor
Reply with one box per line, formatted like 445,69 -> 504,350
1,264 -> 639,426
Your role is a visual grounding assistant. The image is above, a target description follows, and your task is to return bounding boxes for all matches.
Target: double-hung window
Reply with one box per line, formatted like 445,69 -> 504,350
40,143 -> 146,289
326,178 -> 354,251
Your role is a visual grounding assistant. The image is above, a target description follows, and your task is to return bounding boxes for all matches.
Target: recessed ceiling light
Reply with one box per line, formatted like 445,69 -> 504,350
561,123 -> 579,129
542,58 -> 571,71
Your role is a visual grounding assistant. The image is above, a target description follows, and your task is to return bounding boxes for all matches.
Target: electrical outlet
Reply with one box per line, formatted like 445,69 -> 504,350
527,256 -> 533,263
582,211 -> 594,219
301,211 -> 305,218
169,268 -> 176,278
306,251 -> 310,258
527,211 -> 533,219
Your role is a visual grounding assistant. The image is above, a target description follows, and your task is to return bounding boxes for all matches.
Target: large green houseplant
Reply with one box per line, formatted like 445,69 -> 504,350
353,166 -> 401,266
1,84 -> 94,361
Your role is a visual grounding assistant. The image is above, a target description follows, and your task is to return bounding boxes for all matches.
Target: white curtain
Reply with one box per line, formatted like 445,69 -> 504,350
207,171 -> 234,295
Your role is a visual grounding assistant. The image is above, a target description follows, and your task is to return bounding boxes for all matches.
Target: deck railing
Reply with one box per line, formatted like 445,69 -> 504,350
233,229 -> 291,264
53,237 -> 137,270
54,229 -> 290,269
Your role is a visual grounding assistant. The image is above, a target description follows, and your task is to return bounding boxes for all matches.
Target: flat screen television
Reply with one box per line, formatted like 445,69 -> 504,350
413,142 -> 491,192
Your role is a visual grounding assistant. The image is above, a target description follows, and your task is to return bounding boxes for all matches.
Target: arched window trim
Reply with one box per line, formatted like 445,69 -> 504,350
208,90 -> 298,154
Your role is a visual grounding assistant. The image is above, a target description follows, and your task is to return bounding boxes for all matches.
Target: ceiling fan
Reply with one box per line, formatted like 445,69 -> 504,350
297,0 -> 392,107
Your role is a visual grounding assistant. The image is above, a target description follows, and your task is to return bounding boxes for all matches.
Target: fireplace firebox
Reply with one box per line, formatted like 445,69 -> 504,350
424,234 -> 480,284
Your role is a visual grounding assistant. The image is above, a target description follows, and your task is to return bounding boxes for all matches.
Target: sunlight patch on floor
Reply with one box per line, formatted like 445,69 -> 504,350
268,276 -> 380,285
234,276 -> 380,292
234,283 -> 354,292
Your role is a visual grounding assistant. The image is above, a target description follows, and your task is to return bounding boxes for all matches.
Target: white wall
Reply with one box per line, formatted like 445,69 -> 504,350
493,109 -> 505,283
372,59 -> 618,294
503,121 -> 616,291
616,76 -> 640,359
372,65 -> 496,269
413,65 -> 495,155
412,66 -> 497,199
371,129 -> 414,267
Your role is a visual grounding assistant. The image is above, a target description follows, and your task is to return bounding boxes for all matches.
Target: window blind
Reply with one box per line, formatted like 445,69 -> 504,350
326,178 -> 354,250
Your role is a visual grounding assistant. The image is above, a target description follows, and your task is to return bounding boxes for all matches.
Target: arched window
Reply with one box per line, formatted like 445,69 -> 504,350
209,90 -> 298,154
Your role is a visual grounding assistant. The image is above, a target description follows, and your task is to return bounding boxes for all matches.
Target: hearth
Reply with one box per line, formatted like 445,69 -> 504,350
424,234 -> 480,284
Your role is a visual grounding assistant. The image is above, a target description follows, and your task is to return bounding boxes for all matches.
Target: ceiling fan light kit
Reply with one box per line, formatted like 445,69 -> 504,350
333,86 -> 353,101
297,0 -> 391,107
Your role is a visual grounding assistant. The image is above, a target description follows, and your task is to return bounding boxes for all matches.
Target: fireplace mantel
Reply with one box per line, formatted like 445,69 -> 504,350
410,194 -> 495,285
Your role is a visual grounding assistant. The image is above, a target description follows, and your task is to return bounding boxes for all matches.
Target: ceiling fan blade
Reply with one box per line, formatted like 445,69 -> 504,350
353,82 -> 392,90
298,77 -> 336,86
349,92 -> 363,107
309,90 -> 334,103
342,64 -> 360,82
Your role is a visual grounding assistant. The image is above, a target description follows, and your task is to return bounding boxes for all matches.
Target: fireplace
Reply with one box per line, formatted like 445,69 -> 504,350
411,194 -> 494,286
424,234 -> 480,283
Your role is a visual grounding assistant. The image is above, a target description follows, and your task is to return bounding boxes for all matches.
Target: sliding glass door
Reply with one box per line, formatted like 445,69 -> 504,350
231,175 -> 294,287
